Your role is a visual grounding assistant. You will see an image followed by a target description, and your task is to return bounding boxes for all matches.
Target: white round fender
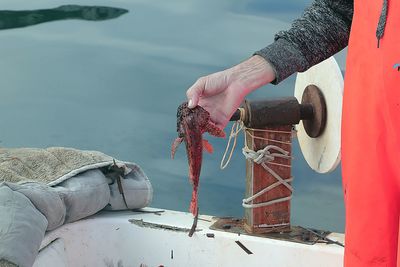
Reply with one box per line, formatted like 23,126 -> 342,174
294,56 -> 344,173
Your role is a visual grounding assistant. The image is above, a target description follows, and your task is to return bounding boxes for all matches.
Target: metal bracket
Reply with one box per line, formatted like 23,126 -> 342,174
210,217 -> 342,246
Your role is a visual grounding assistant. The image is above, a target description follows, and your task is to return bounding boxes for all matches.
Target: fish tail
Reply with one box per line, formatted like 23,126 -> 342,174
189,190 -> 198,215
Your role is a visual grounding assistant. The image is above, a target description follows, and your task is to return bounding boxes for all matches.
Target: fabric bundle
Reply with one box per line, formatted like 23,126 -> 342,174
0,147 -> 153,267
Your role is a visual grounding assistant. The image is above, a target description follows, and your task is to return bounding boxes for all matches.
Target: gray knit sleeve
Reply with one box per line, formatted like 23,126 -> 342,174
255,0 -> 353,84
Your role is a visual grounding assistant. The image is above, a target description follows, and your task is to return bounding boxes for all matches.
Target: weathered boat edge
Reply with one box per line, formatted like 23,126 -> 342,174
36,208 -> 344,267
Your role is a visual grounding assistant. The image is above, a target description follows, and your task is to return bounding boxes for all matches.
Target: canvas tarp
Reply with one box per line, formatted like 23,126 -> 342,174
0,147 -> 153,267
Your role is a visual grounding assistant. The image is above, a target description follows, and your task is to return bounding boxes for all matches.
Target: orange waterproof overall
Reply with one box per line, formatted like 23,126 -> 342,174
342,0 -> 400,266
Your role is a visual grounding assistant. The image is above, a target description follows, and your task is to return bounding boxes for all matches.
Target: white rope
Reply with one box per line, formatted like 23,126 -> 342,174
220,121 -> 244,169
242,145 -> 289,165
220,122 -> 293,209
242,145 -> 293,209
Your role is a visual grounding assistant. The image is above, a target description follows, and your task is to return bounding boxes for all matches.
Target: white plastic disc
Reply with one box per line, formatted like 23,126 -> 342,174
294,56 -> 344,173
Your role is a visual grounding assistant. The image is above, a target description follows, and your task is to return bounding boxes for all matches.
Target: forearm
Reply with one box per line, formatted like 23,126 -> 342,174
255,0 -> 354,84
228,55 -> 276,94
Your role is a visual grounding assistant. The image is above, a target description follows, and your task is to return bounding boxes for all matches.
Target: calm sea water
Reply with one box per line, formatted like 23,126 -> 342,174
0,0 -> 346,232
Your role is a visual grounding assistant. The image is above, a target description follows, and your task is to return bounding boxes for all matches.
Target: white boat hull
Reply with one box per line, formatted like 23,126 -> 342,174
35,208 -> 344,267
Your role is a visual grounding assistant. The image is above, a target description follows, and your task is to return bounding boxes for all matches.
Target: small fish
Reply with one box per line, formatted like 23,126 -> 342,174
171,102 -> 225,217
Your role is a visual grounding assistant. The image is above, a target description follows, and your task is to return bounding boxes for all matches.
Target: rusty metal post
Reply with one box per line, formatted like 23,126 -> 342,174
244,125 -> 292,234
228,95 -> 326,234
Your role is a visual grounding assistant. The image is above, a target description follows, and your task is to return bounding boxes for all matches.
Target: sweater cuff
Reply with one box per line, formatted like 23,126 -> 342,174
254,38 -> 309,85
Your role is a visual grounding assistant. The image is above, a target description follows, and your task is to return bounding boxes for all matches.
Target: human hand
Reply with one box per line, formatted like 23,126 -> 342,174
186,55 -> 276,129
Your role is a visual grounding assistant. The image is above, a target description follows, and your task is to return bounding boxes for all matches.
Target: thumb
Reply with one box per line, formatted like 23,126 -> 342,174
186,78 -> 205,108
188,93 -> 199,109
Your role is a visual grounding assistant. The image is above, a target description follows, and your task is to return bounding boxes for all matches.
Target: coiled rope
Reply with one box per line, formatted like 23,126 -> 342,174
221,121 -> 293,209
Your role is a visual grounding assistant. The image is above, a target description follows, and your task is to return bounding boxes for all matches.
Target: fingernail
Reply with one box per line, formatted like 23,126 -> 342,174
188,99 -> 193,108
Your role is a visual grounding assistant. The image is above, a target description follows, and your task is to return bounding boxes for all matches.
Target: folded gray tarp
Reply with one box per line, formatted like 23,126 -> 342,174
0,147 -> 153,267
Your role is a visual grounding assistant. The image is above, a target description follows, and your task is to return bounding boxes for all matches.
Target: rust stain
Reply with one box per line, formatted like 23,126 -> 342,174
129,219 -> 201,233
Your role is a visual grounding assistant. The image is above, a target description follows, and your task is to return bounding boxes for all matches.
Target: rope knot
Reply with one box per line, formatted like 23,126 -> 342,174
242,145 -> 289,165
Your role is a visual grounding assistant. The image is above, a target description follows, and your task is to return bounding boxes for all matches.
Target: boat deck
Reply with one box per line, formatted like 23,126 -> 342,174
36,208 -> 345,267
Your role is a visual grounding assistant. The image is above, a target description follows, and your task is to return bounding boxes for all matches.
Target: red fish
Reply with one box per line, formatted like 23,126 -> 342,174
171,102 -> 225,216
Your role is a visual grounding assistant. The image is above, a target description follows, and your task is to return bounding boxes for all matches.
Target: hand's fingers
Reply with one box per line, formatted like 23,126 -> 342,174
186,78 -> 205,108
188,94 -> 199,108
215,122 -> 226,130
208,114 -> 228,130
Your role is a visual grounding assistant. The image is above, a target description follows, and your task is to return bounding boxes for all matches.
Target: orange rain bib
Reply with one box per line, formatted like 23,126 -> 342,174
342,0 -> 400,266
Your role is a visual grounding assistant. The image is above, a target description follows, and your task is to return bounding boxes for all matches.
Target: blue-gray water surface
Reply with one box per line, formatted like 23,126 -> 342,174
0,0 -> 346,232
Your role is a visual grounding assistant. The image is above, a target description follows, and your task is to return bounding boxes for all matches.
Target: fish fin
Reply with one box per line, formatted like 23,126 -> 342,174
171,137 -> 183,159
202,139 -> 213,154
206,122 -> 226,138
